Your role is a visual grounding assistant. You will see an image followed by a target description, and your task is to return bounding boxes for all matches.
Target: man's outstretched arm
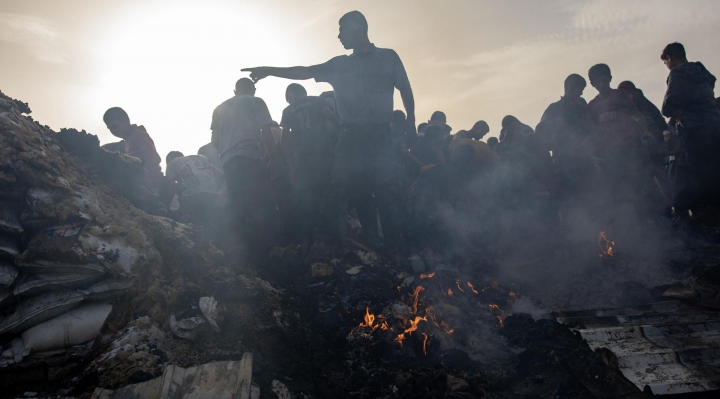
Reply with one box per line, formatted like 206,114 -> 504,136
241,66 -> 313,82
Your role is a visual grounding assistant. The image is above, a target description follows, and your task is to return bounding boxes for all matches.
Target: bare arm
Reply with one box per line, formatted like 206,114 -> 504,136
241,66 -> 313,82
399,85 -> 416,136
321,106 -> 341,129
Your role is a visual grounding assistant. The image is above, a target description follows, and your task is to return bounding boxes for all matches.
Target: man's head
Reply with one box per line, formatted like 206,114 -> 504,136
429,111 -> 447,126
661,42 -> 687,70
468,120 -> 489,140
501,115 -> 521,130
487,136 -> 499,149
103,107 -> 132,139
285,83 -> 307,105
235,78 -> 256,96
166,151 -> 184,165
338,11 -> 368,50
617,81 -> 637,95
417,122 -> 429,134
391,110 -> 406,127
564,73 -> 587,99
588,64 -> 612,94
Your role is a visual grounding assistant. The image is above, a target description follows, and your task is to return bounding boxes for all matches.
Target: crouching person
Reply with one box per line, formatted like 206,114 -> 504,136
166,151 -> 222,224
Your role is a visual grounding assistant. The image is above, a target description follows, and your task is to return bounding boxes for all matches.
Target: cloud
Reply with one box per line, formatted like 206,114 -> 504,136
0,13 -> 68,63
417,0 -> 720,127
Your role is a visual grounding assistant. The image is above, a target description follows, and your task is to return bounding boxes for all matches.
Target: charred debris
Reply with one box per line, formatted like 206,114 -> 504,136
2,89 -> 720,398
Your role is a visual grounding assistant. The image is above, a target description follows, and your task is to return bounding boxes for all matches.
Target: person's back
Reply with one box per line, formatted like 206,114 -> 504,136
663,61 -> 719,129
281,95 -> 334,163
166,154 -> 218,198
618,81 -> 667,142
212,94 -> 273,165
588,88 -> 643,150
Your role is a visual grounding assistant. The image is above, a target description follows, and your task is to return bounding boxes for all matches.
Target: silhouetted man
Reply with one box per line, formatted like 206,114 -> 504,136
280,83 -> 340,250
536,74 -> 590,162
243,11 -> 415,257
103,107 -> 163,193
211,78 -> 278,254
661,42 -> 720,210
468,120 -> 490,141
618,80 -> 667,142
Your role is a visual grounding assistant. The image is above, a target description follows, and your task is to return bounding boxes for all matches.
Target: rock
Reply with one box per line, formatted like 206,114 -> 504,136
446,374 -> 469,391
311,263 -> 334,277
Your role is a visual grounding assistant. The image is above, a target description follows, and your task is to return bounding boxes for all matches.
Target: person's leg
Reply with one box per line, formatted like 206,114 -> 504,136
245,158 -> 277,255
370,126 -> 401,249
314,128 -> 362,249
223,156 -> 253,244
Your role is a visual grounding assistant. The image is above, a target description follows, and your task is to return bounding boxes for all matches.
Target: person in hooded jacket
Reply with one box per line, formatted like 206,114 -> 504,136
661,42 -> 720,211
618,81 -> 668,142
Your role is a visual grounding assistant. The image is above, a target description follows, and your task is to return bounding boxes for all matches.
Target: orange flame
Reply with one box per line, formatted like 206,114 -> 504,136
359,307 -> 376,329
420,272 -> 436,279
455,281 -> 465,293
411,286 -> 425,314
422,333 -> 429,355
489,304 -> 506,327
598,231 -> 615,258
440,321 -> 454,334
380,321 -> 390,330
497,315 -> 504,326
488,304 -> 500,311
467,281 -> 479,294
394,315 -> 428,344
448,288 -> 454,296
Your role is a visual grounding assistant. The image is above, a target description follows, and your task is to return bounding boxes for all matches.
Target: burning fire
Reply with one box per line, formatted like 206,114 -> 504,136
395,315 -> 428,345
447,288 -> 454,296
359,307 -> 377,329
422,333 -> 429,355
420,272 -> 436,279
411,286 -> 425,314
467,281 -> 479,294
440,321 -> 454,334
598,231 -> 615,258
455,281 -> 465,293
488,304 -> 507,326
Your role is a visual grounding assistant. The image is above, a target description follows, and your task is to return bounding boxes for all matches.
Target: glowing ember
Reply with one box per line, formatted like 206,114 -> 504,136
598,231 -> 615,258
411,285 -> 425,314
489,304 -> 506,327
426,306 -> 441,327
448,288 -> 454,296
380,321 -> 390,330
509,291 -> 518,300
455,281 -> 465,292
420,272 -> 436,279
440,321 -> 454,334
422,333 -> 429,355
467,281 -> 479,294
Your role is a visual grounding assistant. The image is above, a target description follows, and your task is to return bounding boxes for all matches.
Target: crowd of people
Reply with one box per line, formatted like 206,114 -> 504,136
100,11 -> 720,263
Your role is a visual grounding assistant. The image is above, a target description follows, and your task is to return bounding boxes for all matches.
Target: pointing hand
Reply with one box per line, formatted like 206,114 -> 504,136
241,67 -> 270,83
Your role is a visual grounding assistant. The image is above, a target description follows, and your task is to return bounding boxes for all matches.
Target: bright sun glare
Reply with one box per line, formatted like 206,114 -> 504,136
92,0 -> 300,168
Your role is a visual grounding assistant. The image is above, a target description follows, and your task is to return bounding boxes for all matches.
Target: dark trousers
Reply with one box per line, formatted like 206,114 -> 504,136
294,160 -> 331,245
179,192 -> 217,224
223,155 -> 276,252
675,122 -> 720,210
316,124 -> 400,247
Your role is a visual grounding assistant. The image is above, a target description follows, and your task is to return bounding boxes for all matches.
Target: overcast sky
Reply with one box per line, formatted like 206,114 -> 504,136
1,0 -> 719,169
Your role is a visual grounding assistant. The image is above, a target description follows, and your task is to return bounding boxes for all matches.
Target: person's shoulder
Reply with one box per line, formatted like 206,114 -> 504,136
375,47 -> 400,57
167,156 -> 184,169
587,94 -> 602,107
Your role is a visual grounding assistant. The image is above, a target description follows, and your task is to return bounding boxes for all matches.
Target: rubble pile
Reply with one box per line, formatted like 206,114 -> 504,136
0,90 -> 221,390
3,88 -> 720,398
